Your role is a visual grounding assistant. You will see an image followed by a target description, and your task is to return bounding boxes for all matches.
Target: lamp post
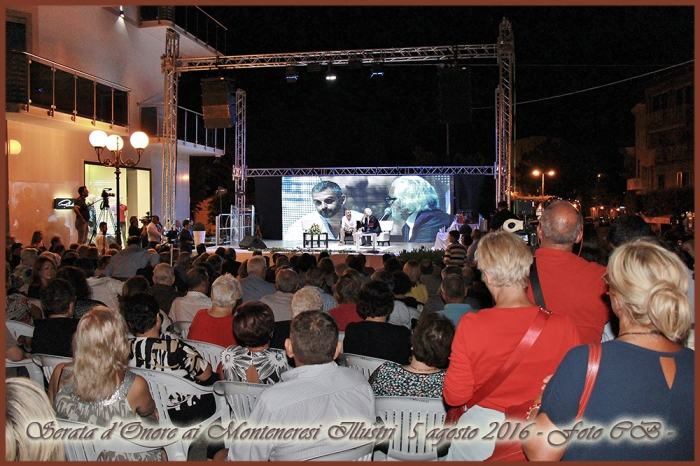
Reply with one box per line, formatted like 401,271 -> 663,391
88,130 -> 149,246
532,169 -> 555,196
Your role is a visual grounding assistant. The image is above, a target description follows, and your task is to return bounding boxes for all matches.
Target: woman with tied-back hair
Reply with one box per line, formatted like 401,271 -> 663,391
48,308 -> 163,461
6,377 -> 65,461
404,259 -> 429,305
524,239 -> 694,461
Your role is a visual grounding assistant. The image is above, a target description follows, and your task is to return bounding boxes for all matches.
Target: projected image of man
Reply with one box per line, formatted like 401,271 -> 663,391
388,176 -> 452,243
286,181 -> 361,241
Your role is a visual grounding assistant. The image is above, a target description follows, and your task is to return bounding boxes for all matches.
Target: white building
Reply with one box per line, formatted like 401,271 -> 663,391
6,5 -> 226,246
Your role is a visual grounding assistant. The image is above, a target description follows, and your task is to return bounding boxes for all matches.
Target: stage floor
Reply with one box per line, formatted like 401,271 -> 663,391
204,238 -> 439,269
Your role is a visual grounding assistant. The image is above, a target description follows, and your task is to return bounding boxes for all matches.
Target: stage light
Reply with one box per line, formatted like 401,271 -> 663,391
285,65 -> 298,83
325,64 -> 337,81
371,63 -> 385,78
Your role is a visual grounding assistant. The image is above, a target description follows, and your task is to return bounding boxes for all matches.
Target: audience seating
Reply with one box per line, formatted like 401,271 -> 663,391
31,353 -> 72,385
374,396 -> 447,461
172,321 -> 191,339
304,441 -> 375,461
182,339 -> 225,372
377,220 -> 394,246
213,380 -> 267,450
336,353 -> 387,380
5,321 -> 44,385
58,418 -> 177,461
128,367 -> 219,460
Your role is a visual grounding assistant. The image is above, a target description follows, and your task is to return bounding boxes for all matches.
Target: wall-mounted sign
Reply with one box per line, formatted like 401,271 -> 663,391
54,198 -> 75,209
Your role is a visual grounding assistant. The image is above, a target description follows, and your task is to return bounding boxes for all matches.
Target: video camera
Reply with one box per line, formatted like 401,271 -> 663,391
101,188 -> 115,198
503,218 -> 539,248
164,229 -> 179,244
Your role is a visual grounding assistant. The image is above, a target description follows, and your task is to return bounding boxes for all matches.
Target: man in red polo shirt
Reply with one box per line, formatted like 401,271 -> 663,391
527,200 -> 611,344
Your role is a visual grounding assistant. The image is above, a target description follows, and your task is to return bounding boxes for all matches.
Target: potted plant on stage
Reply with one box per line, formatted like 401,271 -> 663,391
193,221 -> 207,246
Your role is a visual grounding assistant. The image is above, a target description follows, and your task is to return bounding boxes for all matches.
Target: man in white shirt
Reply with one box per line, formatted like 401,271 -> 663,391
170,266 -> 211,322
223,311 -> 376,461
147,215 -> 163,249
339,209 -> 357,246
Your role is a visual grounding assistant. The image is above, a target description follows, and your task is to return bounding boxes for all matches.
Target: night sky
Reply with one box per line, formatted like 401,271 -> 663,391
181,6 -> 693,198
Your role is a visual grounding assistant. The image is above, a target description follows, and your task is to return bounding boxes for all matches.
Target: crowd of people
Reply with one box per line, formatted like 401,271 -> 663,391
4,200 -> 695,461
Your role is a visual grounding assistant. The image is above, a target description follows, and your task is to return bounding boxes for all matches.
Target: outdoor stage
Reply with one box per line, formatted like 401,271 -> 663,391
205,238 -> 439,270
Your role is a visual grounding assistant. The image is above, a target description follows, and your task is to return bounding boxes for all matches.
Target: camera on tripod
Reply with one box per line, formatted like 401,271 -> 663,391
100,188 -> 115,209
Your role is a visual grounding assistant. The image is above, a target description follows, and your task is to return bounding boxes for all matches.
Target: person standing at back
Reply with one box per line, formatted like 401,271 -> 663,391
527,200 -> 610,344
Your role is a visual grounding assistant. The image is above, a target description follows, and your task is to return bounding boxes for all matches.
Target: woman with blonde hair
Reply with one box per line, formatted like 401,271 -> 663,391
6,377 -> 65,461
48,308 -> 162,461
524,239 -> 694,461
443,230 -> 580,461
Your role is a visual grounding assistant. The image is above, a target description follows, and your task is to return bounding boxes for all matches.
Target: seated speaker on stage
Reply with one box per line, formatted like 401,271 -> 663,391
339,209 -> 358,246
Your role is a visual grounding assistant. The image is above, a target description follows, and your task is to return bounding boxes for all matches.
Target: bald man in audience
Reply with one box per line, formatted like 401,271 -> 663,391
170,266 -> 211,322
436,274 -> 478,327
527,200 -> 610,344
260,268 -> 298,322
301,266 -> 338,311
239,255 -> 276,303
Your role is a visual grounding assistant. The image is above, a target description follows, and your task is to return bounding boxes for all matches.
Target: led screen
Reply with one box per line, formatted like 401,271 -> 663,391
282,175 -> 452,242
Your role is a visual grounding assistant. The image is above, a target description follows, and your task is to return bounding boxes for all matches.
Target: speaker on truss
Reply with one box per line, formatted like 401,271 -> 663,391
201,77 -> 236,129
239,235 -> 267,249
439,67 -> 472,124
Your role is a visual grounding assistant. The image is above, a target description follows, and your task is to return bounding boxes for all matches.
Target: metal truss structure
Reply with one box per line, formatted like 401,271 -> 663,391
245,166 -> 496,177
161,28 -> 180,229
161,19 -> 513,231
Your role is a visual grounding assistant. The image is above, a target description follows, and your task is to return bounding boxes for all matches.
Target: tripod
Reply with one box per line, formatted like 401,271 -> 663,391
89,198 -> 117,246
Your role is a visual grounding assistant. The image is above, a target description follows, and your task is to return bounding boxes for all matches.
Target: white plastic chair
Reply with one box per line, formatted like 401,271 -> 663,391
182,339 -> 225,372
213,380 -> 267,449
374,396 -> 447,461
5,321 -> 44,385
58,418 -> 171,461
31,353 -> 72,384
172,321 -> 191,339
128,367 -> 219,460
378,220 -> 394,246
304,441 -> 375,461
336,353 -> 388,380
601,321 -> 616,342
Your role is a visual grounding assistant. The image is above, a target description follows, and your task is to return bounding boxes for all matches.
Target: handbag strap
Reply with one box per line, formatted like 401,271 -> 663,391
530,257 -> 546,308
467,307 -> 552,408
576,342 -> 602,420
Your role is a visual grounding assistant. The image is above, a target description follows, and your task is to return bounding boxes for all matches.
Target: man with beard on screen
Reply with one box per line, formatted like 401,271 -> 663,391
388,176 -> 452,243
286,181 -> 361,241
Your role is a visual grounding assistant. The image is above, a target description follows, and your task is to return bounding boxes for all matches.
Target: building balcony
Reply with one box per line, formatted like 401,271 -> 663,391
139,103 -> 225,156
627,178 -> 643,192
6,50 -> 130,134
6,51 -> 224,156
139,6 -> 228,55
653,145 -> 693,164
647,104 -> 693,131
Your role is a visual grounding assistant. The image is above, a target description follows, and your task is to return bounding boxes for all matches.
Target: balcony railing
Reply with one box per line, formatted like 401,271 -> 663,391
6,51 -> 130,128
140,103 -> 226,151
647,104 -> 693,129
139,6 -> 228,54
654,145 -> 693,163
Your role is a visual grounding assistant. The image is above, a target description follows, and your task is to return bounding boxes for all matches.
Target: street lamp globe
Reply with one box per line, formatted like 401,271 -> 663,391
89,130 -> 108,149
130,131 -> 149,150
106,134 -> 124,152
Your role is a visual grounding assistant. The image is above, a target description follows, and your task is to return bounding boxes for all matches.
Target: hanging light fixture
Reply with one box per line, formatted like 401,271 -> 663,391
371,62 -> 385,78
285,65 -> 298,83
325,63 -> 337,81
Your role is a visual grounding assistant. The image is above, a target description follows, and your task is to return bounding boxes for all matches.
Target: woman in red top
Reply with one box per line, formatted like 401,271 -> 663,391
188,274 -> 241,348
443,230 -> 580,461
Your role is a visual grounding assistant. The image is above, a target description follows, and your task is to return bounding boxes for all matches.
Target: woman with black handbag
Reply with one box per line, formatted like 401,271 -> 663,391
443,230 -> 581,461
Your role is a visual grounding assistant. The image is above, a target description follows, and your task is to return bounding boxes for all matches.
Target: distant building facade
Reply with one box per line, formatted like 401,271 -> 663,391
627,64 -> 693,194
